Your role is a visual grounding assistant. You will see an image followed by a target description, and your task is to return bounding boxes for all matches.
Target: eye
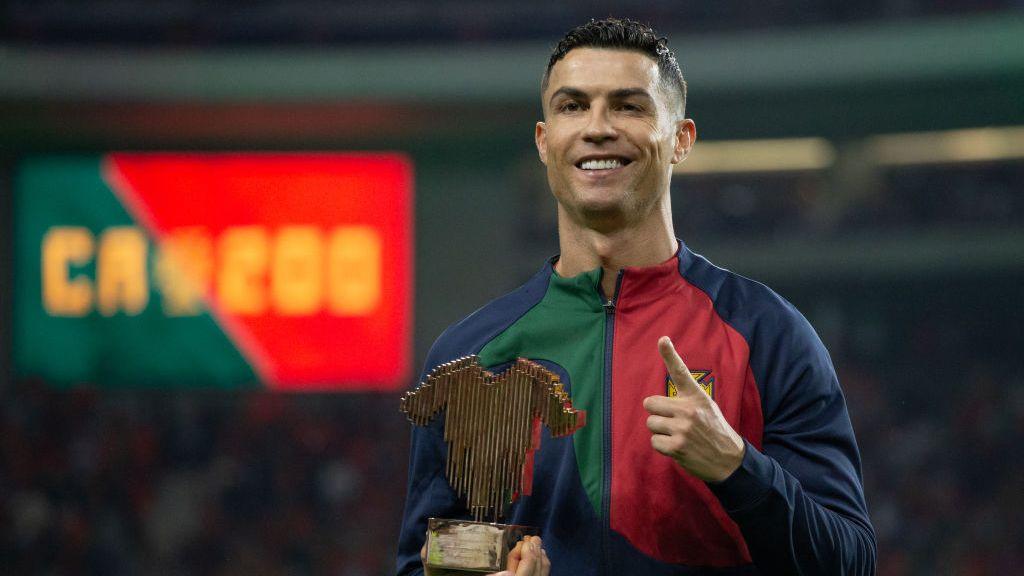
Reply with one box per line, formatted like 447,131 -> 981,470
618,103 -> 643,112
558,101 -> 583,113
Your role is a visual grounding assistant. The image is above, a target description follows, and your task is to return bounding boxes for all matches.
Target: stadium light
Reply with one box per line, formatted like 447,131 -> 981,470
673,126 -> 1024,175
673,137 -> 837,174
869,126 -> 1024,166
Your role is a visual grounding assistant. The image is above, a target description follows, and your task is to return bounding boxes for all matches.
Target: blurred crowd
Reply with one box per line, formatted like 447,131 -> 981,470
3,309 -> 1022,575
1,386 -> 407,575
843,339 -> 1024,575
674,162 -> 1024,242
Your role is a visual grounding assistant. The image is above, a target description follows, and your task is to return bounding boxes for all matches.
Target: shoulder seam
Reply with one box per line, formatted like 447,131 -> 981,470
676,251 -> 757,350
424,264 -> 553,372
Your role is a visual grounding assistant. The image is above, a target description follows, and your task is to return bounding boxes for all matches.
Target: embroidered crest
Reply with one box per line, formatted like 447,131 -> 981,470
666,370 -> 714,400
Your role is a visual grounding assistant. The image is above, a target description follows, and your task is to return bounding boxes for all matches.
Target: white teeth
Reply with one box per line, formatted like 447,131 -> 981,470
580,158 -> 624,170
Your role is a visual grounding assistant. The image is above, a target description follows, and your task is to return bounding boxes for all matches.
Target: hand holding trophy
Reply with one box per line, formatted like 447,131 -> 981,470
401,356 -> 585,574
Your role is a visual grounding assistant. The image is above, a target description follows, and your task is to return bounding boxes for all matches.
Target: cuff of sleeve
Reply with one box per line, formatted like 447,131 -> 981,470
707,440 -> 775,513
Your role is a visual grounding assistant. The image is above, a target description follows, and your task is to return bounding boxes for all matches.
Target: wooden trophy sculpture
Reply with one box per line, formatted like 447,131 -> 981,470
401,356 -> 586,573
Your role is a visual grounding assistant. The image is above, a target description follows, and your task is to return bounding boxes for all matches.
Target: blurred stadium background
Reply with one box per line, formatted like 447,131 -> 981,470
2,2 -> 1023,574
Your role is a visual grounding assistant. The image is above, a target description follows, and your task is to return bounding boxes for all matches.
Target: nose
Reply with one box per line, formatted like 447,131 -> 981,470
582,104 -> 617,144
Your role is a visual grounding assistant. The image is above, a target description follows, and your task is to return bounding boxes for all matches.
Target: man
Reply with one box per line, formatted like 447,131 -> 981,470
398,18 -> 876,576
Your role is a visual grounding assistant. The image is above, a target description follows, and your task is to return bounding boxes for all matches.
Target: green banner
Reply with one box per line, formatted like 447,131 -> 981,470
14,156 -> 257,389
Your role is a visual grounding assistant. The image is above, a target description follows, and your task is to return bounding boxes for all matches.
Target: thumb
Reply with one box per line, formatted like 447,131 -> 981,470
658,337 -> 702,398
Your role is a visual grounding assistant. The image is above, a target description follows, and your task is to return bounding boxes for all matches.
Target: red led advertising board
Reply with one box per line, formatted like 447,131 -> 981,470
14,153 -> 413,391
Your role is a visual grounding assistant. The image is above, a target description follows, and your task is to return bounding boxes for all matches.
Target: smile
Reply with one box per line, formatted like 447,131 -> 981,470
575,157 -> 633,171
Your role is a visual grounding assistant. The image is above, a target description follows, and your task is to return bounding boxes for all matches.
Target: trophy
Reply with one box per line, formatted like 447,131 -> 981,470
401,356 -> 586,573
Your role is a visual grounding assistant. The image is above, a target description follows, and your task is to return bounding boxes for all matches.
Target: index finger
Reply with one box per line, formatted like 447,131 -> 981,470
658,337 -> 703,398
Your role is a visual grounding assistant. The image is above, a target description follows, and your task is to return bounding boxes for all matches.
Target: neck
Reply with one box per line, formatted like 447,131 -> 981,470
554,197 -> 678,299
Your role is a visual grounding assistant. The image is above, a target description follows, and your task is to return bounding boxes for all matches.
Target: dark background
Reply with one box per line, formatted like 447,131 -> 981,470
2,2 -> 1023,574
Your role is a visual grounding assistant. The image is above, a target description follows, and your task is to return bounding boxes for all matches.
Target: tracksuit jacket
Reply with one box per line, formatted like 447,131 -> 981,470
397,244 -> 876,575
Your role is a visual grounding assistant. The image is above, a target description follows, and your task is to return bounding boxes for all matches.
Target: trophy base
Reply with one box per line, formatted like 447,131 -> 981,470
425,518 -> 538,573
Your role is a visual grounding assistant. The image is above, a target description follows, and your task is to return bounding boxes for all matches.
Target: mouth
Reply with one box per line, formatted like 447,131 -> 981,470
574,156 -> 633,172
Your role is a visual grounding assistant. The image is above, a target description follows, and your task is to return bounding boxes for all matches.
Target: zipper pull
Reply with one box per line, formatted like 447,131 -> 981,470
603,300 -> 615,314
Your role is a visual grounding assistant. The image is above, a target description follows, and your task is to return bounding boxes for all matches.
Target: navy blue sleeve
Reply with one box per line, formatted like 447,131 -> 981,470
707,295 -> 877,576
395,335 -> 467,576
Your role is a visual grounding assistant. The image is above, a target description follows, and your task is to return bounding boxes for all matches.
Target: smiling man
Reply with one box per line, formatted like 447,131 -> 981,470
398,18 -> 876,576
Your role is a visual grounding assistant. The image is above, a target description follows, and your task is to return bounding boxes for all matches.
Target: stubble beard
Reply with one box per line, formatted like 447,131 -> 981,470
550,171 -> 664,235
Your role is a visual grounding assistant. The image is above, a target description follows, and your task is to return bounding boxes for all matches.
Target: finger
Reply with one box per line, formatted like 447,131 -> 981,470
643,395 -> 681,417
650,433 -> 681,457
506,539 -> 525,572
514,538 -> 541,576
645,413 -> 674,435
658,336 -> 691,377
658,337 -> 703,398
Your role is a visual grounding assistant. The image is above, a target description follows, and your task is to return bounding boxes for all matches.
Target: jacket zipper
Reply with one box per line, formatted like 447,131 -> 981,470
600,270 -> 624,576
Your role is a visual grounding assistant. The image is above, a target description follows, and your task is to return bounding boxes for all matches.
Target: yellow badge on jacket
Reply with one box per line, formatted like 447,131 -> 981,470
667,371 -> 714,400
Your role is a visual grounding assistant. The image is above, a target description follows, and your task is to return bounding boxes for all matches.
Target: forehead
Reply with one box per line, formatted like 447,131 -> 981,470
545,48 -> 662,97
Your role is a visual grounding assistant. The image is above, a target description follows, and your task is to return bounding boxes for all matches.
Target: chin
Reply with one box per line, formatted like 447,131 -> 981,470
572,181 -> 630,204
567,198 -> 632,230
575,185 -> 636,213
552,181 -> 640,225
576,197 -> 626,214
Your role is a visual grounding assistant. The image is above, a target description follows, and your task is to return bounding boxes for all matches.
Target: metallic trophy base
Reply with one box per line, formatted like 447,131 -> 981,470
425,518 -> 538,573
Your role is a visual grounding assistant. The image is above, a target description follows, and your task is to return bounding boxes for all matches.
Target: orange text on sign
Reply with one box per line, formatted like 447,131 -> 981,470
41,225 -> 382,318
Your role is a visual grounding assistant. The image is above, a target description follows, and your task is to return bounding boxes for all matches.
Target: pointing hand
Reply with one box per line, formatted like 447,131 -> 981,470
643,336 -> 745,482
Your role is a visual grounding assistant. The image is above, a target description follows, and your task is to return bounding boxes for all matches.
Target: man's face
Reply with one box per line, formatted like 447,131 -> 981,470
536,48 -> 694,230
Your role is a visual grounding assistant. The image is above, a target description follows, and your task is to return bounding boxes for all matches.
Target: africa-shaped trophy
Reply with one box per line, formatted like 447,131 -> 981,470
400,356 -> 586,573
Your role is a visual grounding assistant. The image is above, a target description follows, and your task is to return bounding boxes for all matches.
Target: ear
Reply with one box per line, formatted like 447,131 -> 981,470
535,121 -> 548,165
671,119 -> 696,164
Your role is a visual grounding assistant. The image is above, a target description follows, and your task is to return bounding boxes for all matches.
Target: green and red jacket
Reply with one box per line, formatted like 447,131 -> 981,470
398,244 -> 876,575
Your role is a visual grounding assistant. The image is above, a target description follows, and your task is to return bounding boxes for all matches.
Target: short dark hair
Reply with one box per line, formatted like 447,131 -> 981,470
542,18 -> 687,117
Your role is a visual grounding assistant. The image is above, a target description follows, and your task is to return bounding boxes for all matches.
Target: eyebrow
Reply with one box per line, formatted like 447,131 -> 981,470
549,87 -> 587,106
548,86 -> 654,106
609,88 -> 654,101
